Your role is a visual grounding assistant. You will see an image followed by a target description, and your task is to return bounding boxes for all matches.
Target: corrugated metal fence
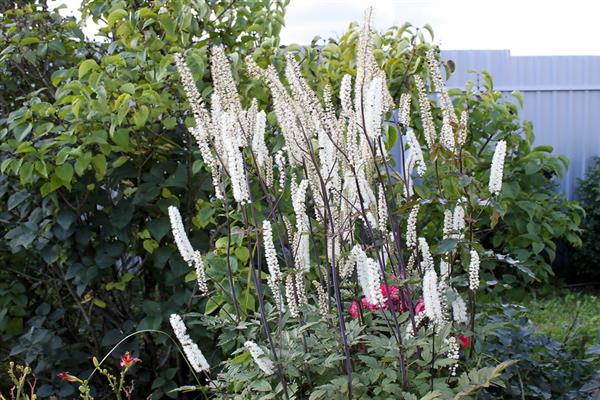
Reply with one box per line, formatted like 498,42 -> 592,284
441,50 -> 600,199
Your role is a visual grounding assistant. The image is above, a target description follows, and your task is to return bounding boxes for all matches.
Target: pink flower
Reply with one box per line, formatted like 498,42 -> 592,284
349,300 -> 360,318
458,335 -> 471,348
58,371 -> 79,382
120,352 -> 141,368
361,297 -> 380,311
414,298 -> 425,314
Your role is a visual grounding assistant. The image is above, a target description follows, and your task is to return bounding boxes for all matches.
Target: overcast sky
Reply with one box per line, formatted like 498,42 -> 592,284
49,0 -> 600,55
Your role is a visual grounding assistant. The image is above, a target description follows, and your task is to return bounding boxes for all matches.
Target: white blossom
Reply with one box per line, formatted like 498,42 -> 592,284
351,245 -> 384,306
489,140 -> 507,195
443,209 -> 454,240
468,250 -> 480,290
262,220 -> 283,311
452,294 -> 468,324
168,206 -> 195,264
192,251 -> 208,295
312,280 -> 328,318
445,335 -> 460,376
274,150 -> 286,192
419,237 -> 434,271
377,184 -> 388,232
423,268 -> 444,324
170,314 -> 209,372
252,110 -> 273,187
221,113 -> 250,204
414,75 -> 436,148
364,74 -> 386,139
285,274 -> 299,318
244,341 -> 274,375
398,93 -> 411,126
452,202 -> 465,240
406,204 -> 420,248
405,128 -> 426,176
440,259 -> 450,278
457,111 -> 468,147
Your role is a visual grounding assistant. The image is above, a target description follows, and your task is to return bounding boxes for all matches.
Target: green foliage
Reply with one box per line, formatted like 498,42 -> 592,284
455,80 -> 583,289
0,0 -> 287,397
477,304 -> 599,399
571,157 -> 600,280
524,288 -> 600,357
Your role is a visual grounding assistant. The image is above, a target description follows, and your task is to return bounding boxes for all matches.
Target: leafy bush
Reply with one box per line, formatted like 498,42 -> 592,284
478,304 -> 599,399
91,10 -> 522,398
570,157 -> 600,280
0,0 -> 288,396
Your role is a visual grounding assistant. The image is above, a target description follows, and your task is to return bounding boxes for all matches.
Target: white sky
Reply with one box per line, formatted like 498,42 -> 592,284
49,0 -> 600,55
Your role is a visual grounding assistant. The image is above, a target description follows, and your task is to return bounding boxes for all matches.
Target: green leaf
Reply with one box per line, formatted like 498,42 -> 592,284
132,105 -> 149,129
19,162 -> 34,184
434,239 -> 458,254
107,8 -> 128,26
78,59 -> 99,79
55,163 -> 74,183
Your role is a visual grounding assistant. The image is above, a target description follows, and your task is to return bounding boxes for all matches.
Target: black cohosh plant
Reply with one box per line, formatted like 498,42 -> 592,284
164,9 -> 516,399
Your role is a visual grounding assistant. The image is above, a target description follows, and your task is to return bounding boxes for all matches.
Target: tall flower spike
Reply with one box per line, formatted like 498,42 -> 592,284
221,113 -> 251,204
210,46 -> 243,119
285,274 -> 299,318
452,202 -> 465,240
192,251 -> 208,295
364,74 -> 386,140
419,237 -> 434,271
312,280 -> 328,318
414,75 -> 436,148
489,140 -> 507,195
442,209 -> 453,240
244,341 -> 274,375
406,204 -> 420,248
168,206 -> 194,265
351,245 -> 384,307
292,179 -> 310,272
377,184 -> 388,232
262,220 -> 283,311
445,336 -> 460,376
423,268 -> 444,324
405,128 -> 426,176
398,93 -> 411,126
452,294 -> 468,324
169,314 -> 209,372
468,250 -> 480,290
274,150 -> 286,191
457,110 -> 469,147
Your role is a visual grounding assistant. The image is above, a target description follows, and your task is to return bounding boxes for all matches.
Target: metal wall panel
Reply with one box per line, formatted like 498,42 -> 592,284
441,50 -> 600,199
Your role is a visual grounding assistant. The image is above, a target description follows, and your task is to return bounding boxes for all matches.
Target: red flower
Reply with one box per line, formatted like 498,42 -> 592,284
349,285 -> 413,318
414,298 -> 425,314
58,371 -> 79,382
349,300 -> 360,318
458,335 -> 471,348
120,352 -> 141,368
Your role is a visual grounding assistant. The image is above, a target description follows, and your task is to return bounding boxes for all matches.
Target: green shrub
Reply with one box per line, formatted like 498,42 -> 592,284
0,0 -> 288,396
478,304 -> 599,399
570,157 -> 600,280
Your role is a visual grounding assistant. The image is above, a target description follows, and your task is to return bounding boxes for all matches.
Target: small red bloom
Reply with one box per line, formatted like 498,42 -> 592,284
349,300 -> 360,318
414,298 -> 425,314
120,352 -> 141,368
58,371 -> 79,382
458,335 -> 471,348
